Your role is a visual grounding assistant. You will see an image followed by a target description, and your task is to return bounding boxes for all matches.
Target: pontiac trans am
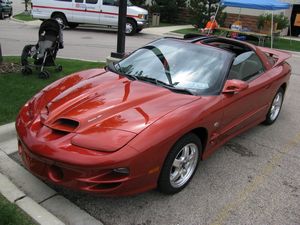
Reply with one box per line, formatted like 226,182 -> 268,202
16,36 -> 291,196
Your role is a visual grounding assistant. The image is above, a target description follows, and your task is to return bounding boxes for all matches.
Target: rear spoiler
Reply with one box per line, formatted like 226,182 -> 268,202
258,47 -> 291,68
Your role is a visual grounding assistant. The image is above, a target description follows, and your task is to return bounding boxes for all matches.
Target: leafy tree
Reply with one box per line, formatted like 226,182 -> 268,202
189,0 -> 222,27
151,0 -> 187,23
130,0 -> 146,7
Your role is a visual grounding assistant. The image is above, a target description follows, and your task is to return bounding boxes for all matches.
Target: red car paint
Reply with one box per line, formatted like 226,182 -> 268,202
16,37 -> 291,196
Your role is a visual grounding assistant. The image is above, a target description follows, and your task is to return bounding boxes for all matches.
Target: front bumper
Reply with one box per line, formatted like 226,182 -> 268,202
16,111 -> 159,196
137,20 -> 149,29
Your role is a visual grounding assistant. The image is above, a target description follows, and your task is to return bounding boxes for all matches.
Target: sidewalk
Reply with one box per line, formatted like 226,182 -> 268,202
141,25 -> 193,36
0,123 -> 103,225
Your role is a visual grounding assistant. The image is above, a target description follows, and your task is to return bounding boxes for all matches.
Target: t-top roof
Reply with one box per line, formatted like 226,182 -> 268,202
220,0 -> 290,10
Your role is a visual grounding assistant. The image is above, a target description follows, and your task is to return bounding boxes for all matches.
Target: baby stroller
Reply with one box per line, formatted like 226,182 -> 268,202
21,19 -> 64,79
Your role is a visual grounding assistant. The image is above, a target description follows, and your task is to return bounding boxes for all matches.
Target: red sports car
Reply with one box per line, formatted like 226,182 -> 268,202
16,36 -> 291,196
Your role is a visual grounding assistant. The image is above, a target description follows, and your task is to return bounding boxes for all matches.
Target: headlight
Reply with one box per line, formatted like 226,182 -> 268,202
71,128 -> 137,152
137,14 -> 145,19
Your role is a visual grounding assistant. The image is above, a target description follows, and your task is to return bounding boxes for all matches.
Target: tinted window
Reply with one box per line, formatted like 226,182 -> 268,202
103,0 -> 114,5
86,0 -> 98,3
55,0 -> 72,2
116,39 -> 232,95
75,0 -> 83,2
228,51 -> 264,81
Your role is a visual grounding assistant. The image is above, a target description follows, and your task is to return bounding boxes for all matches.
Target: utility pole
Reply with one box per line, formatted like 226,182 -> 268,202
110,0 -> 127,59
0,44 -> 3,65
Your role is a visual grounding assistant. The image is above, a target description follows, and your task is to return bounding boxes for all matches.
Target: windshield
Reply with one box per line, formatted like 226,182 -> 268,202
115,39 -> 232,95
127,0 -> 133,6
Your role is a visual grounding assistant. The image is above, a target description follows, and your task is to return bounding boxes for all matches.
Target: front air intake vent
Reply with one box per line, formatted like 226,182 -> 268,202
51,118 -> 79,133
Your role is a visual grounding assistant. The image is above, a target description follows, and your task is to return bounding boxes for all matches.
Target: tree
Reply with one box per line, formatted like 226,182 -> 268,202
151,0 -> 187,23
189,0 -> 220,27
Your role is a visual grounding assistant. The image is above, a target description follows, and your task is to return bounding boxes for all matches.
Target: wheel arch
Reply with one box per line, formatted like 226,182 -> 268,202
51,11 -> 67,20
190,127 -> 208,157
280,83 -> 287,94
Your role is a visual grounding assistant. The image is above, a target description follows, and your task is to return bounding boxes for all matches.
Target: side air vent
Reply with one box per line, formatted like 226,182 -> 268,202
51,118 -> 79,133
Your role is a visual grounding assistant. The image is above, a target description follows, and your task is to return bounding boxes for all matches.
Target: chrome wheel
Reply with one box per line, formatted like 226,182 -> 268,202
126,22 -> 133,34
269,91 -> 283,121
169,143 -> 199,188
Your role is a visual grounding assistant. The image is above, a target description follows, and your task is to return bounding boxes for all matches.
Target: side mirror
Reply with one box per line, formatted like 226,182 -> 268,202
222,79 -> 248,94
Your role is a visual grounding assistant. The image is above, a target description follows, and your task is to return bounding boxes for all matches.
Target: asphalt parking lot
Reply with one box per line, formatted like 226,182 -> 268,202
1,15 -> 300,224
8,56 -> 300,225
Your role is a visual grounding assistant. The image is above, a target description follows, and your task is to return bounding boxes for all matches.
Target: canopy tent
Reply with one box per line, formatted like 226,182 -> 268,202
220,0 -> 290,10
215,0 -> 291,48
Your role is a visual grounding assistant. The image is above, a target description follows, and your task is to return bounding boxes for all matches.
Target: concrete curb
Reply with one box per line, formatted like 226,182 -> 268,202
0,122 -> 16,142
0,123 -> 104,225
0,172 -> 64,225
0,149 -> 104,225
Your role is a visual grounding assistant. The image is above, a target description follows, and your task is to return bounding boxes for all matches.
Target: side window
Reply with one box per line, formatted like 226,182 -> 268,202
55,0 -> 72,2
103,0 -> 115,5
75,0 -> 83,2
228,51 -> 264,81
86,0 -> 98,3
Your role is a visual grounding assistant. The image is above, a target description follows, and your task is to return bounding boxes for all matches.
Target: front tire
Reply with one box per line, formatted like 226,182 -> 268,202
263,87 -> 284,125
158,133 -> 201,194
125,19 -> 137,35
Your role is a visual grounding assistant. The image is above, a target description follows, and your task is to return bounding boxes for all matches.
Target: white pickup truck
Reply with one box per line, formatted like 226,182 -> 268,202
31,0 -> 148,35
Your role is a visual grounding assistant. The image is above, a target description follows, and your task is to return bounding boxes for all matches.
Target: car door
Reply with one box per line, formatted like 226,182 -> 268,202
100,0 -> 119,26
219,51 -> 272,141
73,0 -> 86,23
85,0 -> 101,24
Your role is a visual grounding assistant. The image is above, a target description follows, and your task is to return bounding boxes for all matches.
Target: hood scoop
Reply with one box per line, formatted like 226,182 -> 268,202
49,118 -> 79,133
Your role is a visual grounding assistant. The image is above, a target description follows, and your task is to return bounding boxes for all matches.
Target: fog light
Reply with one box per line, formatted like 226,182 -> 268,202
113,167 -> 129,175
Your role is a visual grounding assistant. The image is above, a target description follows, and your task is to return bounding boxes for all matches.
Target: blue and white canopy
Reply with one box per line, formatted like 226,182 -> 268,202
220,0 -> 290,10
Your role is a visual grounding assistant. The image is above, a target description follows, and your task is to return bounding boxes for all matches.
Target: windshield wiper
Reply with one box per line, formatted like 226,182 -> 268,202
108,63 -> 137,81
136,76 -> 194,95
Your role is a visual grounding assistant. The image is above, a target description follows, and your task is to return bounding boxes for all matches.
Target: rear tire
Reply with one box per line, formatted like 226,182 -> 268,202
9,9 -> 12,17
68,22 -> 79,29
158,133 -> 201,194
263,87 -> 284,125
52,13 -> 67,28
0,12 -> 4,20
39,70 -> 50,79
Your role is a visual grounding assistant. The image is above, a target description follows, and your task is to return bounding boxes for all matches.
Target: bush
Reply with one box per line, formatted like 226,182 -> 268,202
257,13 -> 289,30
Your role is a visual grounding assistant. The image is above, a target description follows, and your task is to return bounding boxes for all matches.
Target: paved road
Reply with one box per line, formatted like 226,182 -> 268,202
2,18 -> 300,225
0,19 -> 160,61
9,56 -> 300,225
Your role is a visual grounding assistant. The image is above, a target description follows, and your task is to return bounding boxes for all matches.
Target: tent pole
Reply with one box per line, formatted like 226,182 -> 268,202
271,11 -> 274,48
208,3 -> 220,35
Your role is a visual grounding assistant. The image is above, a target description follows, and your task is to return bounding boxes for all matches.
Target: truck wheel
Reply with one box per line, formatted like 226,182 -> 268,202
0,12 -> 4,20
68,22 -> 79,29
52,13 -> 67,28
125,19 -> 137,36
9,9 -> 12,17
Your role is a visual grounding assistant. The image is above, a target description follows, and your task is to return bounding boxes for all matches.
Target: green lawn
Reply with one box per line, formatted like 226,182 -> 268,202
13,12 -> 37,22
0,194 -> 35,225
0,56 -> 105,125
173,28 -> 300,51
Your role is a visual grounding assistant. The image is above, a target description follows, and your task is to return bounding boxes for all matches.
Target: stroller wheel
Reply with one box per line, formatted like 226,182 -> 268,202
21,67 -> 33,75
55,65 -> 63,72
39,70 -> 50,79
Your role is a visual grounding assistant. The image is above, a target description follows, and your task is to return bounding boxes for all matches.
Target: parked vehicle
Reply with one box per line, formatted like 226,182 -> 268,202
16,36 -> 291,196
31,0 -> 148,35
0,0 -> 12,19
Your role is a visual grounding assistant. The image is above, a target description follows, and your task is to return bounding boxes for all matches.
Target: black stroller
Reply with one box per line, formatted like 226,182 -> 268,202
21,19 -> 64,79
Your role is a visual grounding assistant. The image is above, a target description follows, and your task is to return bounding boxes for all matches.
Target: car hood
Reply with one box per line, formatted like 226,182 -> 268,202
41,71 -> 199,135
